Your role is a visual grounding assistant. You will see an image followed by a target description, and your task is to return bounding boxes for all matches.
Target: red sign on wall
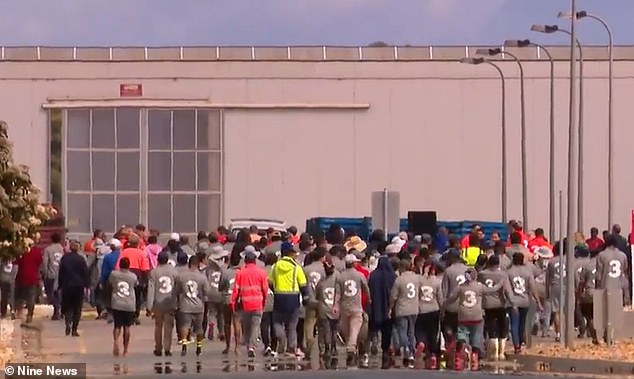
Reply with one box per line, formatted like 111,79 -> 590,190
120,84 -> 142,97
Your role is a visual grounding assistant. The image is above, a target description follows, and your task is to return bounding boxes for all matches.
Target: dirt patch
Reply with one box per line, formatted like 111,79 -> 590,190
0,320 -> 15,366
526,339 -> 634,362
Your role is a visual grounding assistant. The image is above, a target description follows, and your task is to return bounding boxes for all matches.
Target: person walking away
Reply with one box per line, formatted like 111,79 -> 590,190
116,235 -> 150,324
57,241 -> 89,337
175,256 -> 210,356
147,251 -> 178,357
219,250 -> 242,354
0,256 -> 17,319
478,255 -> 512,360
302,247 -> 327,360
109,257 -> 137,356
205,245 -> 228,341
15,240 -> 43,324
352,249 -> 371,367
506,232 -> 531,263
315,256 -> 339,367
180,236 -> 196,258
574,245 -> 591,337
231,249 -> 268,358
443,268 -> 503,371
42,232 -> 64,320
335,253 -> 371,367
545,240 -> 567,342
596,234 -> 629,314
507,253 -> 541,354
578,247 -> 599,344
440,249 -> 469,366
417,260 -> 444,369
261,252 -> 278,356
144,235 -> 162,270
586,228 -> 604,255
269,242 -> 309,357
528,228 -> 552,255
532,247 -> 553,337
390,259 -> 421,367
100,239 -> 122,323
368,256 -> 396,369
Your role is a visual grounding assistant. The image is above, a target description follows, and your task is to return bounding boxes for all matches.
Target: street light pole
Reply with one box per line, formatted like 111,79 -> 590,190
476,48 -> 527,230
565,0 -> 579,350
505,39 -> 556,240
574,11 -> 614,229
461,57 -> 507,223
531,24 -> 584,232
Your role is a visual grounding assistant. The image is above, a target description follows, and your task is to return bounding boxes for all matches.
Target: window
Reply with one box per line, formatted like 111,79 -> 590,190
61,108 -> 222,239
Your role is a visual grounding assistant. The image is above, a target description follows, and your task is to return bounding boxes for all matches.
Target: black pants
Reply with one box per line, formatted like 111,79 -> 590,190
296,317 -> 305,351
134,285 -> 144,319
442,311 -> 459,343
0,282 -> 14,317
202,302 -> 209,334
319,318 -> 340,346
260,311 -> 278,350
370,319 -> 393,354
415,311 -> 440,354
484,308 -> 508,339
61,287 -> 83,331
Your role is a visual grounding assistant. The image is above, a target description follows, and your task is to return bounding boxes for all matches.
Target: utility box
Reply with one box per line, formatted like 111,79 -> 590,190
371,190 -> 400,235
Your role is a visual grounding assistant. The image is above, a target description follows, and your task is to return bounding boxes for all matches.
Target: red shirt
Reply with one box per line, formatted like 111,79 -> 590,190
231,263 -> 269,312
528,237 -> 552,253
116,247 -> 150,271
461,235 -> 470,249
354,264 -> 370,309
507,231 -> 529,248
15,247 -> 43,287
586,237 -> 604,252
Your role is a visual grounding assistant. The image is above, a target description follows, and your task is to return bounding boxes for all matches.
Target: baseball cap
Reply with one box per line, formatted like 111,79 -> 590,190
281,242 -> 294,254
108,238 -> 122,248
240,245 -> 260,259
169,233 -> 180,241
344,254 -> 359,264
386,243 -> 401,255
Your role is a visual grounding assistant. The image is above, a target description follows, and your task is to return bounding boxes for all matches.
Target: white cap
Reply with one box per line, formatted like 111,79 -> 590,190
391,236 -> 406,249
386,243 -> 401,254
240,245 -> 260,259
398,231 -> 409,241
108,238 -> 122,248
169,233 -> 180,241
344,254 -> 359,264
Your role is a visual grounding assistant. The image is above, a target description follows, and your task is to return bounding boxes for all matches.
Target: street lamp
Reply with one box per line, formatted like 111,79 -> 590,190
560,10 -> 614,229
505,39 -> 556,241
532,24 -> 585,232
461,57 -> 508,223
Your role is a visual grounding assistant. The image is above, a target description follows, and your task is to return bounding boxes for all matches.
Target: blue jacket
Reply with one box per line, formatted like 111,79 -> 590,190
100,249 -> 120,283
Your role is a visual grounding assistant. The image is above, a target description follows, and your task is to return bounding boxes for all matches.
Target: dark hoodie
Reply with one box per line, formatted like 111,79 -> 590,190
368,256 -> 397,325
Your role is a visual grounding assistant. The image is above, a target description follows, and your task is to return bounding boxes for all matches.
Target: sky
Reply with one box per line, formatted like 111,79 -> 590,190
0,0 -> 632,47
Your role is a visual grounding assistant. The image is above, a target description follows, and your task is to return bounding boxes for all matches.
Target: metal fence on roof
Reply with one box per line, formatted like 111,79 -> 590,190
0,45 -> 630,62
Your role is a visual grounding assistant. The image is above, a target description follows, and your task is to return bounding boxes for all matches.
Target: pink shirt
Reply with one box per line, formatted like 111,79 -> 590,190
144,243 -> 162,270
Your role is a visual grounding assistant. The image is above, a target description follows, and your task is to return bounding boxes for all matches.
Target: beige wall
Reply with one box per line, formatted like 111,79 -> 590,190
0,56 -> 632,236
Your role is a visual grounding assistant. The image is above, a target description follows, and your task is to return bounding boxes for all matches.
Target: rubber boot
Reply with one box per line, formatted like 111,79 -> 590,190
445,339 -> 456,369
323,344 -> 331,359
470,351 -> 479,371
426,354 -> 438,370
415,342 -> 426,359
487,339 -> 499,361
497,339 -> 507,361
454,343 -> 465,371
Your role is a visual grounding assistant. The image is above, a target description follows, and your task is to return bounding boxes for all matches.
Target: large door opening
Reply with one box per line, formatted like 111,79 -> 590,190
54,108 -> 222,240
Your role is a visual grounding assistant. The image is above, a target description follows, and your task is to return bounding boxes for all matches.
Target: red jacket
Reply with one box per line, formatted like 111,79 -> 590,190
528,237 -> 552,253
16,247 -> 43,287
355,264 -> 370,309
231,263 -> 269,312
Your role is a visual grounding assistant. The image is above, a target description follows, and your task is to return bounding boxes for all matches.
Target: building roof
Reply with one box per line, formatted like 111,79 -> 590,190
0,45 -> 628,62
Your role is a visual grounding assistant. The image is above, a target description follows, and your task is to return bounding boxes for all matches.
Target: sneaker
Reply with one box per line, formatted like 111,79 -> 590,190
71,330 -> 80,337
295,348 -> 305,359
51,314 -> 61,321
248,349 -> 256,358
164,351 -> 172,357
153,350 -> 162,357
263,346 -> 272,357
360,353 -> 369,368
65,326 -> 71,336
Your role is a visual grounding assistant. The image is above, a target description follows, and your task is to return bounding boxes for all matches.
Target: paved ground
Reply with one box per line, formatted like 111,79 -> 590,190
25,306 -> 591,379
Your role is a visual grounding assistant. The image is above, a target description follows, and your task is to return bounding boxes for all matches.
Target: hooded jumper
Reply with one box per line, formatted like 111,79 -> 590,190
368,256 -> 396,325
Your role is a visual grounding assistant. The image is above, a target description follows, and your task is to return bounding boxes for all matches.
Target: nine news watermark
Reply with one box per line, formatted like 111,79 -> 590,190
4,363 -> 85,379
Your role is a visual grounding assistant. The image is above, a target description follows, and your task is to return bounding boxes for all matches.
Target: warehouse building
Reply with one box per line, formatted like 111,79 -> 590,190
1,45 -> 632,239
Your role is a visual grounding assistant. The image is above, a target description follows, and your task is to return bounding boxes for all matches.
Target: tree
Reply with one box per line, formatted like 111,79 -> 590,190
0,121 -> 55,259
368,41 -> 390,47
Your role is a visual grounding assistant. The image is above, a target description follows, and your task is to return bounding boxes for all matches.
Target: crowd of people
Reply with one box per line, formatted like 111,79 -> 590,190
0,220 -> 631,370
